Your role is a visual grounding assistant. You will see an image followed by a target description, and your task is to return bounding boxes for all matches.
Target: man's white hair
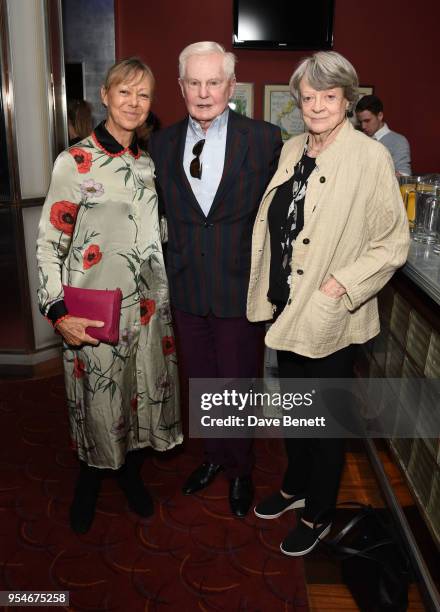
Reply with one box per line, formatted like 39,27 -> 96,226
179,41 -> 236,80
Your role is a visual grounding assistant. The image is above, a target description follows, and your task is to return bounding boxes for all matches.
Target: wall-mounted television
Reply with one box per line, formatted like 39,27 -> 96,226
233,0 -> 334,50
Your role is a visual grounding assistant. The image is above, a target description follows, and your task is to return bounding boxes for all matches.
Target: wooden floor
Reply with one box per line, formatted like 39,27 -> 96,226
304,440 -> 427,611
308,584 -> 425,611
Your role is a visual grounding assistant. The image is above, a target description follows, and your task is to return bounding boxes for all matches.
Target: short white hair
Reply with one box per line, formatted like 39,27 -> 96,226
179,41 -> 236,80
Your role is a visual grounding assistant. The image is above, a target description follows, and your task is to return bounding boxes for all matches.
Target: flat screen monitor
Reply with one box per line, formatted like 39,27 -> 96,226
233,0 -> 334,50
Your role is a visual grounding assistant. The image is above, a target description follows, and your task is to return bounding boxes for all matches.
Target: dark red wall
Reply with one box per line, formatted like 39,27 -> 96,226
115,0 -> 440,173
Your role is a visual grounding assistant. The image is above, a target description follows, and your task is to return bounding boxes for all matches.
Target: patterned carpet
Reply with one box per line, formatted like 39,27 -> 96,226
0,375 -> 308,611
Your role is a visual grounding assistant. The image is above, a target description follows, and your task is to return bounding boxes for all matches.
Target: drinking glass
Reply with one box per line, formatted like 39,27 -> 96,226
398,175 -> 421,232
425,184 -> 440,251
413,180 -> 436,242
424,173 -> 440,182
421,184 -> 440,244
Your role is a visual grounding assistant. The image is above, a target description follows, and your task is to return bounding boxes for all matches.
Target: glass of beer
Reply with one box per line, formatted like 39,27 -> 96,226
398,176 -> 420,232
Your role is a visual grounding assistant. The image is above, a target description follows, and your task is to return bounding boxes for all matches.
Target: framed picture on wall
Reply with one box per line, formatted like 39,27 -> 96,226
263,84 -> 304,141
349,84 -> 375,125
229,82 -> 254,118
358,85 -> 374,97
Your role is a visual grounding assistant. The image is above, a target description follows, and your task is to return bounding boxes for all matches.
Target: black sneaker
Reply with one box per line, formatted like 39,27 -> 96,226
280,520 -> 331,556
254,491 -> 305,519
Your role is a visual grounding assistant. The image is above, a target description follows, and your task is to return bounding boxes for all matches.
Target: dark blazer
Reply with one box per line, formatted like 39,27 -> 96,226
149,110 -> 282,317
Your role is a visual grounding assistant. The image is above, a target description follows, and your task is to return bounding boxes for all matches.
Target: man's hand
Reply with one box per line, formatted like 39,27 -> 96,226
55,316 -> 104,346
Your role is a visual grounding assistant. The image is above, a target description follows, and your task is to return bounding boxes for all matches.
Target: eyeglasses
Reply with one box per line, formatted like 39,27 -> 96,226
190,139 -> 205,180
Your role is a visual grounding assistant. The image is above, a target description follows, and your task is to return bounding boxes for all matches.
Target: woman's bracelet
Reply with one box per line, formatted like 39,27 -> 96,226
53,314 -> 71,329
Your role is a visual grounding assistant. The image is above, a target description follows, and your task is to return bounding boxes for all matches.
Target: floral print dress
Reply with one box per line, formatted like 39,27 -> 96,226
37,124 -> 182,469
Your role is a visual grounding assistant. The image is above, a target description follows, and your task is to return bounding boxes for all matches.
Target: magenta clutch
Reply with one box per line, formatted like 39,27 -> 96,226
63,285 -> 122,345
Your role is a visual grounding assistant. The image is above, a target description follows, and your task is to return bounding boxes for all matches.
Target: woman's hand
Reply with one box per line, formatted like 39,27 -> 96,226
55,316 -> 104,346
319,277 -> 346,299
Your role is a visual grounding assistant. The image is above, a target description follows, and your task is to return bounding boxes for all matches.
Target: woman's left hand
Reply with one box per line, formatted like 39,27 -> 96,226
319,277 -> 346,298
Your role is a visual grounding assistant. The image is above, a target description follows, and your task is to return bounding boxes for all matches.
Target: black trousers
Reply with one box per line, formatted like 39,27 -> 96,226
277,344 -> 356,523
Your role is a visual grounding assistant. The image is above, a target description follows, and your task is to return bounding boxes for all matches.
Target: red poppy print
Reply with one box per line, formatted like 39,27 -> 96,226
73,357 -> 86,378
49,200 -> 78,235
162,336 -> 176,356
83,244 -> 103,269
140,299 -> 156,325
130,396 -> 138,413
69,147 -> 92,173
111,416 -> 126,435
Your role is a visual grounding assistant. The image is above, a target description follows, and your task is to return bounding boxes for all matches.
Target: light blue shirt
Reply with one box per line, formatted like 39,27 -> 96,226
183,108 -> 229,217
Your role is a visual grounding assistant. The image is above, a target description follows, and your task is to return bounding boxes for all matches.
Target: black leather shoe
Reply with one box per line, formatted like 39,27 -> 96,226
229,476 -> 254,517
182,462 -> 223,495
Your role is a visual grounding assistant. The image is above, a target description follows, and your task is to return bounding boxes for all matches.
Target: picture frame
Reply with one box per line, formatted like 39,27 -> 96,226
349,84 -> 375,125
229,82 -> 254,118
263,84 -> 304,141
357,85 -> 374,98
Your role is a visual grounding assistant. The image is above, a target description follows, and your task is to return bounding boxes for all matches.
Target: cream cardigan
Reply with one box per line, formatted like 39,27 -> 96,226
247,120 -> 410,358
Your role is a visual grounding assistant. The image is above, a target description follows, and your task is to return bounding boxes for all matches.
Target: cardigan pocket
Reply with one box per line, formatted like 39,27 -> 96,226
308,289 -> 348,347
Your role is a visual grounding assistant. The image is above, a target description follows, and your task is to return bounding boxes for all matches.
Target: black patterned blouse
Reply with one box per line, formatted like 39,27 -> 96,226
268,148 -> 316,304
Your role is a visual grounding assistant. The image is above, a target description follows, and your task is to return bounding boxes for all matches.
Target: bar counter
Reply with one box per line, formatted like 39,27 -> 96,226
403,241 -> 440,306
361,239 -> 440,549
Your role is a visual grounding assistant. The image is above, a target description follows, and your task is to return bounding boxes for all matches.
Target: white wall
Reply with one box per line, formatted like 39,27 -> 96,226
7,0 -> 53,198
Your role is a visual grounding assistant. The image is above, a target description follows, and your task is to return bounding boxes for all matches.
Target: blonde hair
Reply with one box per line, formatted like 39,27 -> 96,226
103,57 -> 155,95
289,51 -> 358,109
178,41 -> 236,80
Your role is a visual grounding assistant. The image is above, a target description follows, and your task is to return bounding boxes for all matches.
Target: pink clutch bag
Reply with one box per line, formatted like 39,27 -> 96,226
63,285 -> 122,345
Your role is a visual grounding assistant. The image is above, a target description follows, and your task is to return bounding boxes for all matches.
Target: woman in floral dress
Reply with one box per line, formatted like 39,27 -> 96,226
37,58 -> 182,533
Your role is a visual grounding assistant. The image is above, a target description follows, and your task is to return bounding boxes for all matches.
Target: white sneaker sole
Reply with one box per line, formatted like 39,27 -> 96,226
280,523 -> 332,557
254,497 -> 306,519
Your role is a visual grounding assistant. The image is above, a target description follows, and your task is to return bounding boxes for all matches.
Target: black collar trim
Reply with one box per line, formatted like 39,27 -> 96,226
92,121 -> 140,158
